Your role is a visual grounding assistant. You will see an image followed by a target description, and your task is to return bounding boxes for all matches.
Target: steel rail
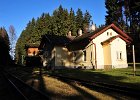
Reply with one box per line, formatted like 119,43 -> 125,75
4,70 -> 50,100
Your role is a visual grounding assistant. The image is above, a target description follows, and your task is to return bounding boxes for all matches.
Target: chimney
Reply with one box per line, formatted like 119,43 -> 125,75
78,29 -> 82,36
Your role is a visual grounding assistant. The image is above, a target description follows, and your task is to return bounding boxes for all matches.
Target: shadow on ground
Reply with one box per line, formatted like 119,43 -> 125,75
7,65 -> 140,100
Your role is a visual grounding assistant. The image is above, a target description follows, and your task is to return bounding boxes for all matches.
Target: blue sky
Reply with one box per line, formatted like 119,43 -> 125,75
0,0 -> 106,38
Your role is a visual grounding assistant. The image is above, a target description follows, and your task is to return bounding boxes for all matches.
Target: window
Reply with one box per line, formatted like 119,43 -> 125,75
120,52 -> 122,59
107,32 -> 109,36
83,50 -> 86,61
33,51 -> 36,56
116,51 -> 122,60
110,32 -> 112,36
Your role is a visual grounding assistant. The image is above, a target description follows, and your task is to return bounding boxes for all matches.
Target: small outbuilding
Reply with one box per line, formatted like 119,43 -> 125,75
25,43 -> 41,66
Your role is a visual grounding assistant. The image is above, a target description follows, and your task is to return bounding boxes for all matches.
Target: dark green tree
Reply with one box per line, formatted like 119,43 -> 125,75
129,0 -> 140,41
42,13 -> 51,34
75,8 -> 84,31
0,27 -> 10,51
68,8 -> 77,36
0,27 -> 11,65
35,13 -> 46,37
83,10 -> 92,33
52,5 -> 69,36
105,0 -> 125,30
15,30 -> 27,64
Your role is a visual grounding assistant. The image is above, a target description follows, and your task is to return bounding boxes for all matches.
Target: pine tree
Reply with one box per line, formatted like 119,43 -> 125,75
0,27 -> 10,51
75,8 -> 84,31
35,13 -> 47,40
129,0 -> 140,41
68,8 -> 77,36
42,13 -> 51,34
83,10 -> 92,33
0,27 -> 11,65
52,5 -> 69,36
105,0 -> 123,25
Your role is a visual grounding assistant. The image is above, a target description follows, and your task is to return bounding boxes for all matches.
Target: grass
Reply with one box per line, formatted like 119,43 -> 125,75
47,67 -> 140,90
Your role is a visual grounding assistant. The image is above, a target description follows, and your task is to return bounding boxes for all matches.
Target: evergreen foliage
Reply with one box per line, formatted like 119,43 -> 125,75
0,27 -> 11,65
75,8 -> 84,31
0,27 -> 10,51
15,5 -> 92,64
83,10 -> 92,33
105,0 -> 125,29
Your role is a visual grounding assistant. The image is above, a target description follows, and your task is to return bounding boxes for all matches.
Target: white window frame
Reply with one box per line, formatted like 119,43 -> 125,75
116,51 -> 122,60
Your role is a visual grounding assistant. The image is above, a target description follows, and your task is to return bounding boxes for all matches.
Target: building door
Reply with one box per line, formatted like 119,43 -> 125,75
103,44 -> 112,70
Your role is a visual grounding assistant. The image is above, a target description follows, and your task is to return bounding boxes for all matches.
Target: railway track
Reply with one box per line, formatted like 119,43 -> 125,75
2,70 -> 50,100
6,66 -> 140,99
49,74 -> 140,99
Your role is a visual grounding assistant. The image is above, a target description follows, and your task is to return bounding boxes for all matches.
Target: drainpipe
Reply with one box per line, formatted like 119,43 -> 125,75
91,41 -> 97,69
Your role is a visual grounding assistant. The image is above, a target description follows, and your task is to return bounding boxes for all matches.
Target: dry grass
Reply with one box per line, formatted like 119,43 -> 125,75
43,76 -> 80,97
25,74 -> 118,100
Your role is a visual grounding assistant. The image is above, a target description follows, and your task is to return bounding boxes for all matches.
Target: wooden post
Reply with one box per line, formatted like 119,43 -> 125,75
132,45 -> 136,76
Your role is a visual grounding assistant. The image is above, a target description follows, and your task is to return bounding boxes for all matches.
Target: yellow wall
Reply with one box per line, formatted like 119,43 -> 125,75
54,46 -> 74,68
54,45 -> 95,69
82,43 -> 95,69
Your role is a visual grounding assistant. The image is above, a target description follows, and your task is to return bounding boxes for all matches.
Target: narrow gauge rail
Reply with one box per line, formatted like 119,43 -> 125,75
49,74 -> 140,99
0,73 -> 27,100
3,71 -> 50,100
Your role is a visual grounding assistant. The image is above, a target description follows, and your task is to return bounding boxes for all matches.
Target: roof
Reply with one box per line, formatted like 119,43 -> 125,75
25,43 -> 39,49
101,35 -> 130,46
39,34 -> 72,49
90,23 -> 132,41
71,25 -> 107,42
67,23 -> 132,51
39,23 -> 132,51
71,23 -> 132,43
